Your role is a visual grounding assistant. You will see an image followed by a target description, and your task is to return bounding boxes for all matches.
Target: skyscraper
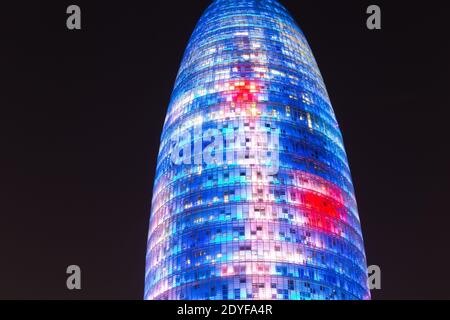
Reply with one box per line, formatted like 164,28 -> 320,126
145,0 -> 370,300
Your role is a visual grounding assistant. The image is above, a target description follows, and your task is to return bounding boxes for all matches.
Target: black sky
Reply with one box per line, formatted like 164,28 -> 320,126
1,0 -> 449,300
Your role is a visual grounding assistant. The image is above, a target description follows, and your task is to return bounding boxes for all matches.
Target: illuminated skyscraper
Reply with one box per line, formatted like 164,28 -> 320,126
145,0 -> 370,300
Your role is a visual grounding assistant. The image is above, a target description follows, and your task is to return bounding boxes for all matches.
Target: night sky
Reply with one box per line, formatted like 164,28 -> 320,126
1,0 -> 449,300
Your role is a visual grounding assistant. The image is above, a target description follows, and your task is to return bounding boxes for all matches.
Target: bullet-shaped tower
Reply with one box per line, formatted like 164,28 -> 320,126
145,0 -> 370,300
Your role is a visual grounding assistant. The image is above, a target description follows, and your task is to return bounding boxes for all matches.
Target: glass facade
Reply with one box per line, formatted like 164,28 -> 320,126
145,0 -> 370,300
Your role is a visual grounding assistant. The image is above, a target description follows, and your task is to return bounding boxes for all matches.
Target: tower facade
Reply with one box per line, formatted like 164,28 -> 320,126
145,0 -> 370,300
